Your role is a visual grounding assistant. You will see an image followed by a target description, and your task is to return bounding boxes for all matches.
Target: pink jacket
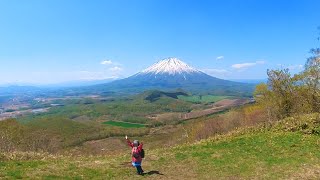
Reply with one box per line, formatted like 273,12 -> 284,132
127,139 -> 143,162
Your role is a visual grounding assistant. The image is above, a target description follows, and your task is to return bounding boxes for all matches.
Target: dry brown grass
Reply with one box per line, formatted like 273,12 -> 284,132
183,104 -> 267,142
287,164 -> 320,179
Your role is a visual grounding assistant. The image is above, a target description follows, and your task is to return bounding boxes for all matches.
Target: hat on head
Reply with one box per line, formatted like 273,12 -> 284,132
133,140 -> 139,147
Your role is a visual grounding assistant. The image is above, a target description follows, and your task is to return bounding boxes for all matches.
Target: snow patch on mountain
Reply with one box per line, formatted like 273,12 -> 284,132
141,57 -> 201,75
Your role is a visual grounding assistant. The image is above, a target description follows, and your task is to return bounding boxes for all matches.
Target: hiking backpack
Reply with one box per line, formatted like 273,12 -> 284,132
140,149 -> 145,158
132,148 -> 145,159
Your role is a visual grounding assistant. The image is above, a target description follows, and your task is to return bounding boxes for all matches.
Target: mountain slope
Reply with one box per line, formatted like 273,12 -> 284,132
93,58 -> 254,96
141,90 -> 188,102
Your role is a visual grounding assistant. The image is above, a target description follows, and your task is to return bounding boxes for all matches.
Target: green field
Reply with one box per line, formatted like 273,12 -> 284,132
103,121 -> 146,128
178,95 -> 232,103
18,90 -> 193,125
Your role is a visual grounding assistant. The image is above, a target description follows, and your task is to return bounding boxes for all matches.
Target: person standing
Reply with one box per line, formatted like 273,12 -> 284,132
126,135 -> 144,175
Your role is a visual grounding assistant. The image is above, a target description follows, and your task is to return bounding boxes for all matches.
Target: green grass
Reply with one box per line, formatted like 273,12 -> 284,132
103,121 -> 146,128
1,114 -> 319,179
178,95 -> 232,103
181,131 -> 320,179
1,131 -> 319,179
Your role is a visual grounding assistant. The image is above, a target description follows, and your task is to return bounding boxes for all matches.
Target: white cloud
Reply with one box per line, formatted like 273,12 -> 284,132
109,66 -> 123,72
101,60 -> 113,65
232,63 -> 256,69
100,59 -> 124,76
216,56 -> 224,60
231,61 -> 265,69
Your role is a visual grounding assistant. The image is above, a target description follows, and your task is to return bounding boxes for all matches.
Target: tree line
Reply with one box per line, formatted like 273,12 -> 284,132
254,35 -> 320,120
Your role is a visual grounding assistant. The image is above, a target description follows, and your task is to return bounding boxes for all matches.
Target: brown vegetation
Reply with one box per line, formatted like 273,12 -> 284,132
0,117 -> 149,154
184,104 -> 266,142
149,98 -> 249,124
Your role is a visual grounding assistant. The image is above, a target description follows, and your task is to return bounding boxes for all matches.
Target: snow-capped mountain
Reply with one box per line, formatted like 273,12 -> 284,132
131,57 -> 224,83
93,57 -> 254,95
141,57 -> 200,75
135,57 -> 205,81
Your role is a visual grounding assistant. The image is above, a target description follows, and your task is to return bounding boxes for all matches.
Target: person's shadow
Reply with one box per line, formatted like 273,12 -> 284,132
143,170 -> 164,176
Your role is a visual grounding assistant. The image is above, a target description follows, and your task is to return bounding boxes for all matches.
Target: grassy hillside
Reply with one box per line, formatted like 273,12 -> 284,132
1,113 -> 319,179
0,118 -> 149,153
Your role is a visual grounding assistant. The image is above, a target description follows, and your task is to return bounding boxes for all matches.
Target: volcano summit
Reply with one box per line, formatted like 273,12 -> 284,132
141,57 -> 200,75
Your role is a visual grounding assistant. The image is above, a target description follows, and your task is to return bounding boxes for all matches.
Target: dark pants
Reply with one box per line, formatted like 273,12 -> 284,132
136,165 -> 143,174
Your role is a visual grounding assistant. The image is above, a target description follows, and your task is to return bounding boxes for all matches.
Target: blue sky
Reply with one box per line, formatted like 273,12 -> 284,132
0,0 -> 319,85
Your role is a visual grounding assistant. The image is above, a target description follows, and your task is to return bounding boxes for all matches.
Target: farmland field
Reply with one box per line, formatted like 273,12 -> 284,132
103,121 -> 146,128
178,95 -> 233,103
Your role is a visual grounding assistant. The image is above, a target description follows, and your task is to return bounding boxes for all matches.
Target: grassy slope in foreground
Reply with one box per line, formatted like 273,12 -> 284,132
1,114 -> 320,179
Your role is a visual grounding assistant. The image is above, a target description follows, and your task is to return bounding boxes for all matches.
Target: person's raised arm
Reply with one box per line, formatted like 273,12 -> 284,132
126,135 -> 133,147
